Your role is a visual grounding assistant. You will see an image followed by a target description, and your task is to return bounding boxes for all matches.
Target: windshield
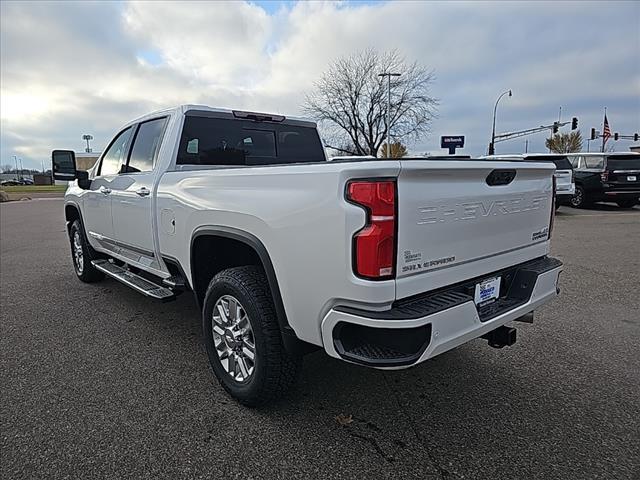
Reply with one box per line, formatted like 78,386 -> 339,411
177,115 -> 325,166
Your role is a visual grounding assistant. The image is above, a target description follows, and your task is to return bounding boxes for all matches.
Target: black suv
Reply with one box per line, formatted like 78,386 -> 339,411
565,152 -> 640,208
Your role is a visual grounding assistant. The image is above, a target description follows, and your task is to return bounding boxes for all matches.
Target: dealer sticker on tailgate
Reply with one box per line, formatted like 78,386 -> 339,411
474,276 -> 501,306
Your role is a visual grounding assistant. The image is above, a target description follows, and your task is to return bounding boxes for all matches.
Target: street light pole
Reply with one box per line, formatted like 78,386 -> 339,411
489,89 -> 512,155
378,72 -> 401,158
83,134 -> 93,153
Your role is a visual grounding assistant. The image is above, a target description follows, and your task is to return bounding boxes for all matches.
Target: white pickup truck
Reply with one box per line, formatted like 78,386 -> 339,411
53,105 -> 563,406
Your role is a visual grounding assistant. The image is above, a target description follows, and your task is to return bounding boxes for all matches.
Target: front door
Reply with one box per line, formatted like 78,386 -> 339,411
83,126 -> 134,254
110,117 -> 168,274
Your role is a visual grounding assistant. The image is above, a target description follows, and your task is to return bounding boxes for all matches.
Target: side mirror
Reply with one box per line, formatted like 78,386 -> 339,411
52,150 -> 91,189
52,150 -> 77,181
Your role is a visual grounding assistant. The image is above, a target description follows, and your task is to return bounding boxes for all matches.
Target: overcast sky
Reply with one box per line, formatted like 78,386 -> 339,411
1,0 -> 639,169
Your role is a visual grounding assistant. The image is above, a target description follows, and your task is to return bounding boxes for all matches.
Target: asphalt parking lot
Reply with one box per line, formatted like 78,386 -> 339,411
1,199 -> 639,480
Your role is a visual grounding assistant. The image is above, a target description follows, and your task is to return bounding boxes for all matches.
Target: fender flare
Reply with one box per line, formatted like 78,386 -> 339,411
64,201 -> 84,233
190,226 -> 294,338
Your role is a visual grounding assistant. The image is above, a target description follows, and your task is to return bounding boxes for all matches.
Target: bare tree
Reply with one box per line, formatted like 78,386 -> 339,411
304,49 -> 437,157
545,131 -> 583,153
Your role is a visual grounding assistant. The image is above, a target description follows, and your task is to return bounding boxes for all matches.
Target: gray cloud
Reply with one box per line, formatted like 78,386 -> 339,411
1,0 -> 638,169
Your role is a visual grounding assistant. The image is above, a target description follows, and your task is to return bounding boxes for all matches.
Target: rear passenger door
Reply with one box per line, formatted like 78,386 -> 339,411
110,117 -> 168,271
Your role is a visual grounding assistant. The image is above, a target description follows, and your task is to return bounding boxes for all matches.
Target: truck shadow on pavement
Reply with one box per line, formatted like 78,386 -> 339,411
95,276 -> 625,479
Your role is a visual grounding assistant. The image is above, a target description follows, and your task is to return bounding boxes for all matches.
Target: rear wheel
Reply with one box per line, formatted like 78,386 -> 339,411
570,185 -> 590,208
616,199 -> 638,209
69,219 -> 104,283
202,266 -> 300,406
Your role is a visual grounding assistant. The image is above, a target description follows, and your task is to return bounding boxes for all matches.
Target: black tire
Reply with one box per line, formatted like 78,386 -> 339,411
202,266 -> 300,407
570,185 -> 590,209
555,202 -> 561,211
616,199 -> 638,209
69,219 -> 104,283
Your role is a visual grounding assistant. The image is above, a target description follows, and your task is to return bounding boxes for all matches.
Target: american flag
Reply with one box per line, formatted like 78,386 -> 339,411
603,114 -> 611,144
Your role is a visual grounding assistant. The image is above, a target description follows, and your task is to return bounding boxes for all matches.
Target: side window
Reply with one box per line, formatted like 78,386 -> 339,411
99,127 -> 133,176
584,156 -> 604,169
127,117 -> 168,173
568,156 -> 579,168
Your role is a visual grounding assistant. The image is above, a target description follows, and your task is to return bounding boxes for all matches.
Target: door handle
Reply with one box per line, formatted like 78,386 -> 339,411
135,187 -> 151,197
99,186 -> 111,195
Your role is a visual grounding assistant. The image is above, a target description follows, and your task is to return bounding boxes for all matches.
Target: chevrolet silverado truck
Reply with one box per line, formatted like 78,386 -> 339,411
52,105 -> 563,406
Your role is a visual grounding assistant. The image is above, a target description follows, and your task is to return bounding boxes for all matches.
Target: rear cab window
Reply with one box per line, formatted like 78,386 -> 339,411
177,114 -> 325,166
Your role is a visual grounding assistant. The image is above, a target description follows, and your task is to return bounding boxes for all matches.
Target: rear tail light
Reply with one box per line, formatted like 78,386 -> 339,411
600,171 -> 609,182
548,176 -> 556,239
346,180 -> 396,279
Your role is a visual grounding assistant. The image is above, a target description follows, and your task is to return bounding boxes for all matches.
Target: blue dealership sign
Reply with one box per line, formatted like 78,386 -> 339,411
441,136 -> 465,154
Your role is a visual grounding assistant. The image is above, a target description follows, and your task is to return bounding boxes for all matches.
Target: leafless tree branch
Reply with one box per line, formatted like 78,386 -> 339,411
304,49 -> 438,156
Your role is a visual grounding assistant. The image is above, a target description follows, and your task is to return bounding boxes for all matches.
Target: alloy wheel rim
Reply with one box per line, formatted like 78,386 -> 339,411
571,189 -> 582,207
212,295 -> 256,382
73,231 -> 84,274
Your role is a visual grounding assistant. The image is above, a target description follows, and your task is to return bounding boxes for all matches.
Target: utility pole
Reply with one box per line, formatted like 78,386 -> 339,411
601,107 -> 607,153
549,106 -> 562,152
13,155 -> 18,179
19,158 -> 24,181
378,72 -> 401,157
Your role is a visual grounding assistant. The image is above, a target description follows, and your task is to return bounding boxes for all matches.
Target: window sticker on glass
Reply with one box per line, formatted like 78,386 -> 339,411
187,138 -> 199,154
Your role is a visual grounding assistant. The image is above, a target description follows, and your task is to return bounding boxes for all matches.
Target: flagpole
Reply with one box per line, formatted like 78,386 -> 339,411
602,106 -> 607,153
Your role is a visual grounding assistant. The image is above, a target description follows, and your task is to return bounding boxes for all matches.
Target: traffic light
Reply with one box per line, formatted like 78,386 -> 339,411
552,122 -> 559,134
590,128 -> 596,140
571,117 -> 578,130
614,133 -> 619,141
635,133 -> 639,142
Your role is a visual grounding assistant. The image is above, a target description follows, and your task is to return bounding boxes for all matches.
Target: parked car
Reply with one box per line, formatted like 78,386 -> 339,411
20,178 -> 34,185
0,179 -> 21,186
564,152 -> 640,208
481,154 -> 575,208
52,105 -> 563,406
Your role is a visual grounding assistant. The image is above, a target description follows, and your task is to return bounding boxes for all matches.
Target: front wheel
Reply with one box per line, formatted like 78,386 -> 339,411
202,266 -> 300,406
69,220 -> 104,283
616,199 -> 638,209
570,185 -> 589,208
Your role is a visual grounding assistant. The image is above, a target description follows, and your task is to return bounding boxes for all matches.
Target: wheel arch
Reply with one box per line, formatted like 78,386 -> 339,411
65,202 -> 82,229
190,226 -> 297,344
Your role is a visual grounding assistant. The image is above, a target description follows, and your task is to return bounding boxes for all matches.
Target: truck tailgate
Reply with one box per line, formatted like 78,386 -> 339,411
395,160 -> 555,299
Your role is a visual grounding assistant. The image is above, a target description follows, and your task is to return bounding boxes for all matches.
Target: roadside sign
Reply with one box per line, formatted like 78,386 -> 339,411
441,136 -> 465,154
